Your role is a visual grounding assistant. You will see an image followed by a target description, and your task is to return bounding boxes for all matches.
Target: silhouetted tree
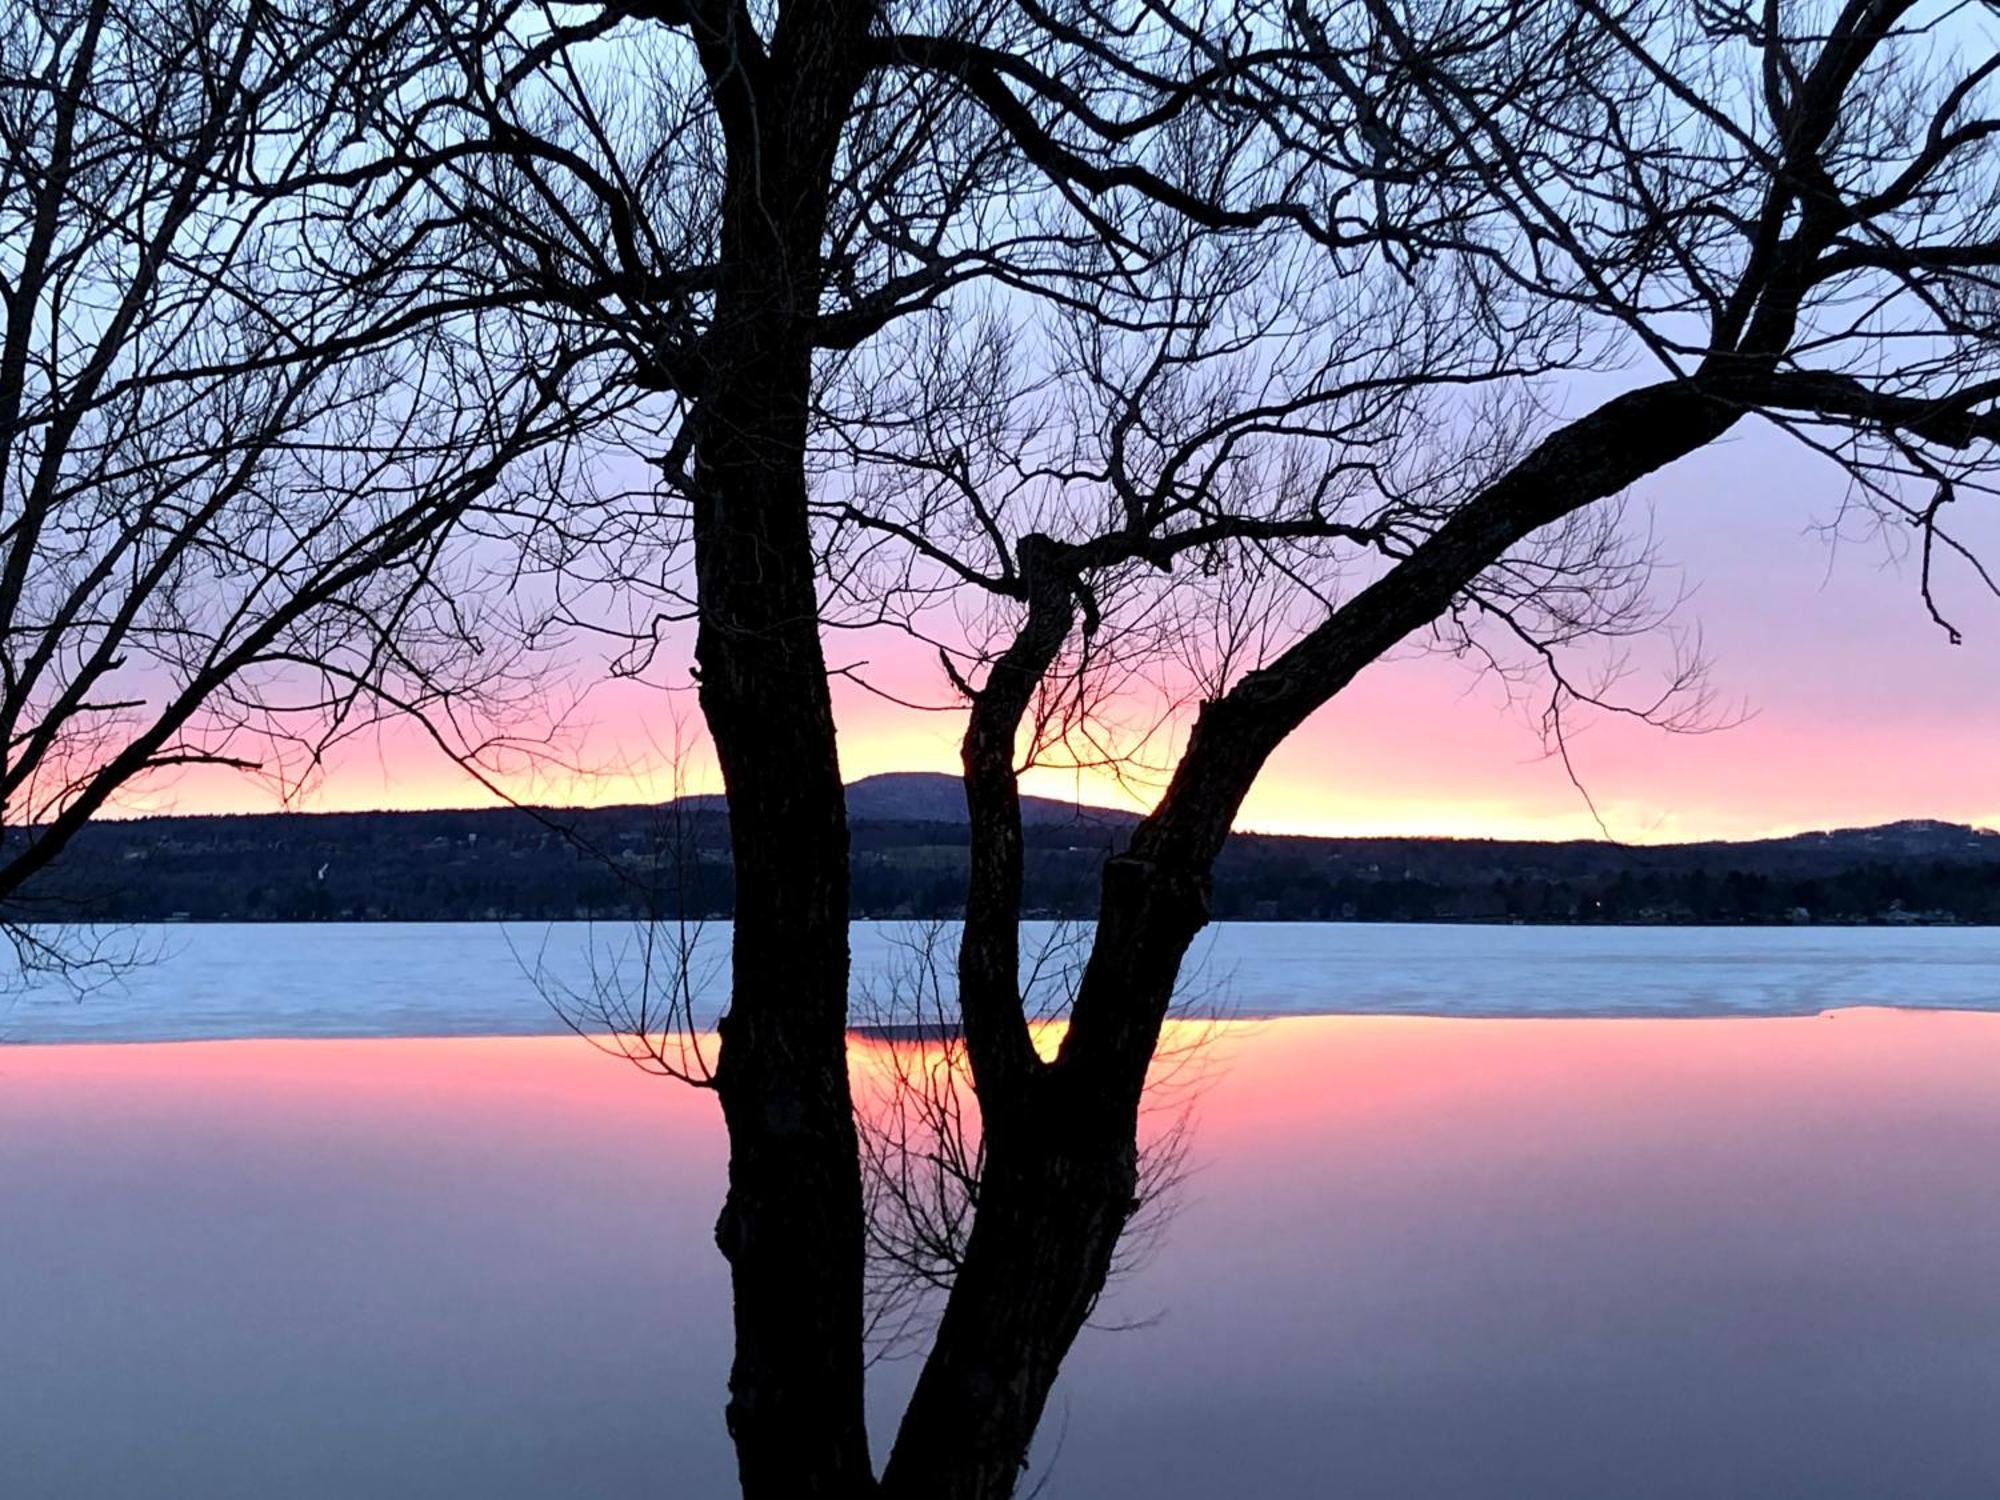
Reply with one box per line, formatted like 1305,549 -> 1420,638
360,1 -> 2000,1494
861,9 -> 2000,1485
0,0 -> 607,969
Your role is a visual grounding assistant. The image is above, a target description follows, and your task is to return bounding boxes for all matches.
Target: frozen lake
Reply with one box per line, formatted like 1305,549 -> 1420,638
5,920 -> 2000,1043
9,1012 -> 2000,1497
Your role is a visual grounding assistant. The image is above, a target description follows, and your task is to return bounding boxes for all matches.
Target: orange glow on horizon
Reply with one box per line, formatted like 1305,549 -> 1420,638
103,723 -> 1999,847
69,386 -> 2000,845
95,577 -> 2000,845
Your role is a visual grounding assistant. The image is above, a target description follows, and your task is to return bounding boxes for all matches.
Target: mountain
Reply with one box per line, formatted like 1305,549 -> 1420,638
7,773 -> 1997,925
673,772 -> 1139,828
843,772 -> 1140,828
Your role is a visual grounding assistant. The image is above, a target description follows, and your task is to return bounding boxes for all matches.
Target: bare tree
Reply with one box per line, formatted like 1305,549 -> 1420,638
350,1 -> 2000,1494
853,9 -> 2000,1494
0,0 -> 611,964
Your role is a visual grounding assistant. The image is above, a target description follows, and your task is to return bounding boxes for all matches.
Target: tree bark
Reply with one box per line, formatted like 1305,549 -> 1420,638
882,540 -> 1159,1499
954,536 -> 1076,1112
880,1074 -> 1140,1499
698,408 -> 874,1497
688,3 -> 879,1493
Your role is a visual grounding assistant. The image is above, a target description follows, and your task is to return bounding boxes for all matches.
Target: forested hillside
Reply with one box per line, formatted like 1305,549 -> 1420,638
11,774 -> 1998,926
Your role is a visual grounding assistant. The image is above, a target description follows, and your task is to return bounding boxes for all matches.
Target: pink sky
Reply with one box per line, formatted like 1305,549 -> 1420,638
130,419 -> 2000,843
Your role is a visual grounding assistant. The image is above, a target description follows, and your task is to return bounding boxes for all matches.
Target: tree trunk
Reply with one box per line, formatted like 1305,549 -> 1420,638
689,6 -> 879,1489
890,842 -> 1208,1493
882,382 -> 1757,1495
697,432 -> 873,1494
879,1073 -> 1145,1500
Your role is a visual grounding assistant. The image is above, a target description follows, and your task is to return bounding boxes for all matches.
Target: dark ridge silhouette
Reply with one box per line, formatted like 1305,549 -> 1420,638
7,772 -> 1996,926
664,771 -> 1140,828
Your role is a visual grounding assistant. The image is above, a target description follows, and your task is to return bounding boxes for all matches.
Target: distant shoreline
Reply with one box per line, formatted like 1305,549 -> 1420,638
15,784 -> 1998,928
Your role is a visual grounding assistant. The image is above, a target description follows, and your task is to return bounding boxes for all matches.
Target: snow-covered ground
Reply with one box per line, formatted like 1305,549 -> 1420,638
6,920 -> 1999,1043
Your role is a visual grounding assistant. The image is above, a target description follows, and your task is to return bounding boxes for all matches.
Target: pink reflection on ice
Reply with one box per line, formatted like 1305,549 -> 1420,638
7,1011 -> 2000,1497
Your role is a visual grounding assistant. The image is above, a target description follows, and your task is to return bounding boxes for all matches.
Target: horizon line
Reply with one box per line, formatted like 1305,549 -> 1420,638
80,773 -> 2000,850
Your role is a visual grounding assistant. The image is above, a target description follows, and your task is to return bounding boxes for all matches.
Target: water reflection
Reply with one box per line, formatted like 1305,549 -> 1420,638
6,1011 -> 2000,1496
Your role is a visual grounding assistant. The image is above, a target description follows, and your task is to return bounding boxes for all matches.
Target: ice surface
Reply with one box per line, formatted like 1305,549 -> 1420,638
5,920 -> 1998,1043
13,1013 -> 2000,1498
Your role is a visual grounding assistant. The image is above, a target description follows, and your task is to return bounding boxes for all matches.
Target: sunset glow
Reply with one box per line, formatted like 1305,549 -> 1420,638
100,401 -> 2000,844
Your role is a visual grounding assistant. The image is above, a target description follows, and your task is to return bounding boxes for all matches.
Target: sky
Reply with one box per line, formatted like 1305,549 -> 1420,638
127,415 -> 2000,845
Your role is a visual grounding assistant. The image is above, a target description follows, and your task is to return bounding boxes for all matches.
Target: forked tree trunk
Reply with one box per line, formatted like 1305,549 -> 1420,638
881,382 -> 1753,1495
881,844 -> 1211,1498
882,542 -> 1214,1495
675,0 -> 1761,1480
